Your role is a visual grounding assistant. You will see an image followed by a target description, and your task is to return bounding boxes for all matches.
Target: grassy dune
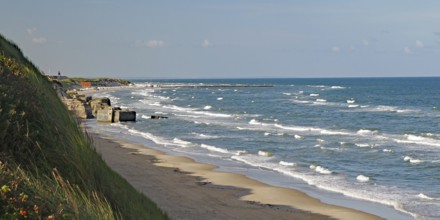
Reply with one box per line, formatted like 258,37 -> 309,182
0,34 -> 167,219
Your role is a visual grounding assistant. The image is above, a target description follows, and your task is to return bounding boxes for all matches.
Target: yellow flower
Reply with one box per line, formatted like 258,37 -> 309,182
1,185 -> 11,193
20,192 -> 28,202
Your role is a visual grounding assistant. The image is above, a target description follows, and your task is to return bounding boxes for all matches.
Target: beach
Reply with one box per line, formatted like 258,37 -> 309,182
91,133 -> 382,220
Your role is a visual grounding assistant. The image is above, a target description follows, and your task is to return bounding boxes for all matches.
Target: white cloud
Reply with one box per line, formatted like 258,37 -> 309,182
146,40 -> 165,48
32,37 -> 47,44
404,47 -> 412,54
332,46 -> 341,53
202,39 -> 213,48
362,39 -> 369,46
416,40 -> 424,48
136,40 -> 165,48
27,28 -> 37,35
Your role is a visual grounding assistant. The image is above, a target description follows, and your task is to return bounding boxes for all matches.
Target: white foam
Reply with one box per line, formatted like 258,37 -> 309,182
356,143 -> 371,148
310,93 -> 320,97
347,99 -> 356,104
279,161 -> 297,166
203,105 -> 212,110
217,97 -> 224,100
357,129 -> 378,135
383,149 -> 394,153
200,144 -> 229,154
258,150 -> 273,157
264,132 -> 271,136
406,134 -> 426,141
331,86 -> 346,89
403,156 -> 423,164
316,99 -> 327,102
294,134 -> 303,139
172,138 -> 193,147
417,193 -> 440,200
283,92 -> 292,96
348,105 -> 359,108
127,129 -> 171,146
310,165 -> 332,174
356,175 -> 370,182
229,154 -> 415,218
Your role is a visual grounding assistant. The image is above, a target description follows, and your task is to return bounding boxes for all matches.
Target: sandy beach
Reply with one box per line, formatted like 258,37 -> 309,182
90,133 -> 383,220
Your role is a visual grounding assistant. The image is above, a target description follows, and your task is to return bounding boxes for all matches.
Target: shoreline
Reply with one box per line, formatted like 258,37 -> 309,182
90,132 -> 382,220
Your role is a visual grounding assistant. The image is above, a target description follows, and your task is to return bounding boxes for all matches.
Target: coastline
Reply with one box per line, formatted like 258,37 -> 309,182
90,132 -> 382,220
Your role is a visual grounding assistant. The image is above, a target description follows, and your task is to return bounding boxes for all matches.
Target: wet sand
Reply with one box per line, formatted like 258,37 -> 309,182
90,133 -> 382,220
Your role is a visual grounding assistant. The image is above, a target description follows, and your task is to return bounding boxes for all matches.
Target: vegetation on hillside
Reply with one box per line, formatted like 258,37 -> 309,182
57,77 -> 131,89
0,34 -> 167,219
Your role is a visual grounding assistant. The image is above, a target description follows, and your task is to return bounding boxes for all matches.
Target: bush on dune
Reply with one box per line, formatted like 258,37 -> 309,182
0,34 -> 167,219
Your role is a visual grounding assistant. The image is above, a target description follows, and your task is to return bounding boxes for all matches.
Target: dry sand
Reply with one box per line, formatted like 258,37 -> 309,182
91,133 -> 383,220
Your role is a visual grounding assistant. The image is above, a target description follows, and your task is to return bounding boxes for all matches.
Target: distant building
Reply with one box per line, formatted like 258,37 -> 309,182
80,81 -> 92,87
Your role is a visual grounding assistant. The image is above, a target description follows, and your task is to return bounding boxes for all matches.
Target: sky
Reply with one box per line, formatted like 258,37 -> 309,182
1,0 -> 440,79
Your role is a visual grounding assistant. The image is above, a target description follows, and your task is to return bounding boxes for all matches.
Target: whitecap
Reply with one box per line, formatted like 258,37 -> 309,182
316,99 -> 327,102
348,105 -> 359,108
330,86 -> 346,89
200,144 -> 229,154
279,161 -> 297,166
294,134 -> 303,139
403,156 -> 423,164
357,129 -> 378,135
356,175 -> 370,182
418,193 -> 440,200
310,165 -> 332,174
172,138 -> 192,147
355,143 -> 371,148
346,99 -> 356,104
217,97 -> 223,100
258,150 -> 273,157
310,93 -> 320,97
383,149 -> 393,153
203,105 -> 212,110
405,134 -> 426,141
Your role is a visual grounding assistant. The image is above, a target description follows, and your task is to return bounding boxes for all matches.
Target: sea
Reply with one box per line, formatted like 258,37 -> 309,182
87,77 -> 440,220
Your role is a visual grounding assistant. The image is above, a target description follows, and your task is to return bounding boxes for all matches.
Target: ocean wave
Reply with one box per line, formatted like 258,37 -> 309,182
127,128 -> 173,146
172,138 -> 193,147
203,105 -> 212,110
163,104 -> 233,118
418,193 -> 440,201
200,144 -> 230,154
356,175 -> 370,182
279,161 -> 297,166
258,150 -> 273,157
355,143 -> 373,148
310,93 -> 320,97
403,156 -> 423,164
346,99 -> 356,104
394,134 -> 440,148
357,129 -> 379,135
310,165 -> 333,174
191,132 -> 219,139
229,154 -> 414,218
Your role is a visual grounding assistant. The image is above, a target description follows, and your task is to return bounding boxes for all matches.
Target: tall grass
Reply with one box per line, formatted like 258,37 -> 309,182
0,34 -> 167,219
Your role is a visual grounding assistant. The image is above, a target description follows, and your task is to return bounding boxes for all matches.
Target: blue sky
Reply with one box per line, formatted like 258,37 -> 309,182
1,1 -> 440,78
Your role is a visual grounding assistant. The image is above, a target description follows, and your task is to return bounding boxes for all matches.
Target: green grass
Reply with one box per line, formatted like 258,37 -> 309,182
0,34 -> 167,219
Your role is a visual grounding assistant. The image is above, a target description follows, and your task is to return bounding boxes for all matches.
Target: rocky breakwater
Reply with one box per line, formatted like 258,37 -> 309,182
90,97 -> 136,123
61,90 -> 94,119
